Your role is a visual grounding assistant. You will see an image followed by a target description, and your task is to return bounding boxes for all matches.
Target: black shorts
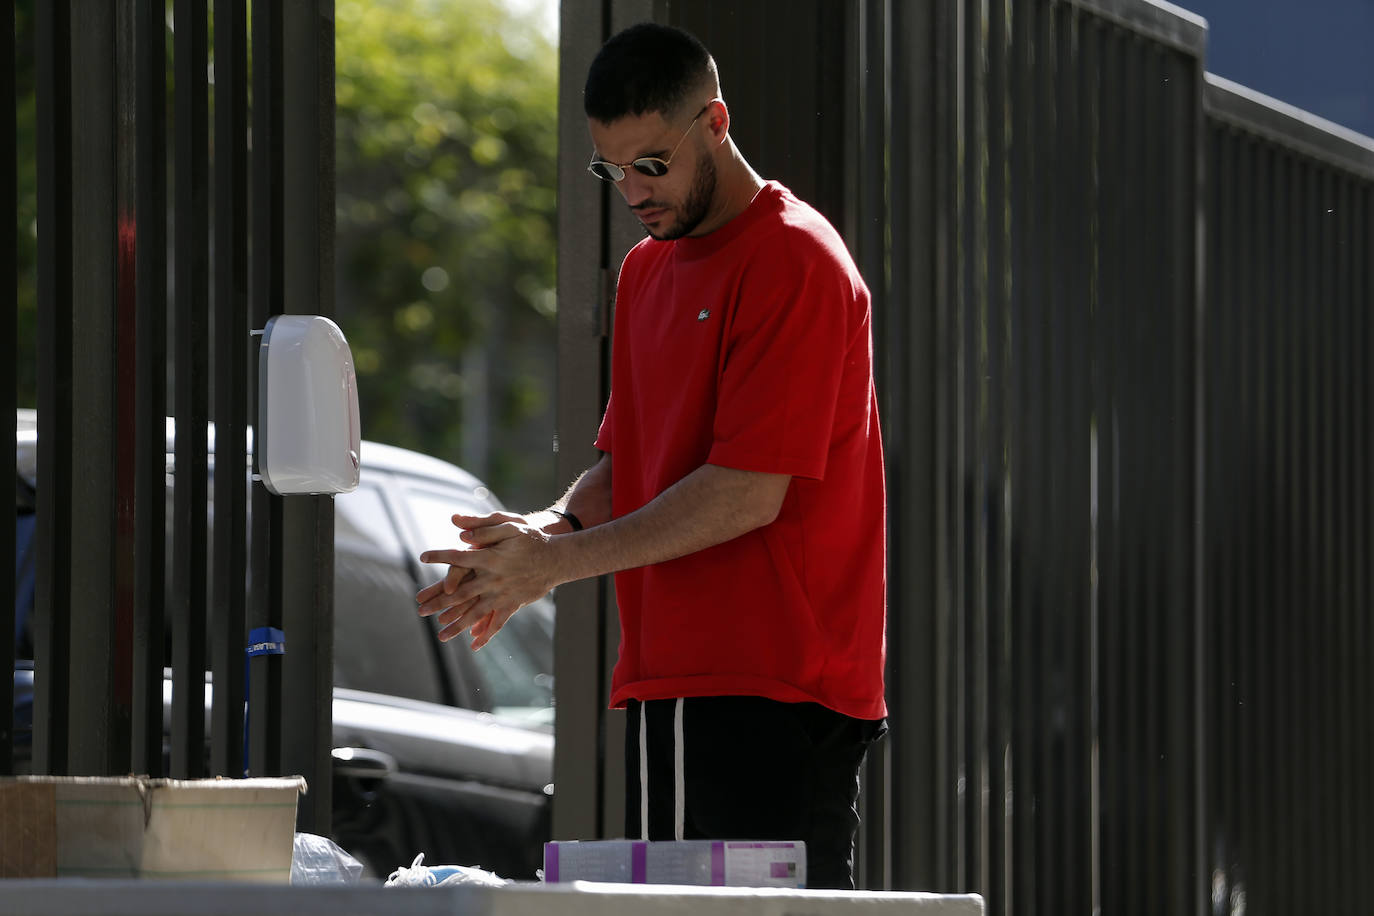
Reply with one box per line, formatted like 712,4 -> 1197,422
624,695 -> 887,890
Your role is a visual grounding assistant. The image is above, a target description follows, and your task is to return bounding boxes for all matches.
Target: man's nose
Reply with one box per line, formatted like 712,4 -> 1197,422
615,172 -> 654,208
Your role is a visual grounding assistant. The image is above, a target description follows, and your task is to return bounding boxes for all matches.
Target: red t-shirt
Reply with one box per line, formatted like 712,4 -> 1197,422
595,182 -> 887,720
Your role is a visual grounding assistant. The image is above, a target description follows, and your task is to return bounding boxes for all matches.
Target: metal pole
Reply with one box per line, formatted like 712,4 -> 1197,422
64,0 -> 125,776
276,0 -> 337,835
552,0 -> 617,843
210,0 -> 250,781
32,0 -> 74,778
171,0 -> 211,780
131,0 -> 169,779
248,0 -> 285,781
1,0 -> 18,776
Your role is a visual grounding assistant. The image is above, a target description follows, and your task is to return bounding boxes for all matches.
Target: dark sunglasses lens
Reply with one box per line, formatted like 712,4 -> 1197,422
632,158 -> 669,177
588,161 -> 624,181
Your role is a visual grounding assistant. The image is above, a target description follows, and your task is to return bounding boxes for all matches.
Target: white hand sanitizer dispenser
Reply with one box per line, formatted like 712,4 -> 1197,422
256,314 -> 361,495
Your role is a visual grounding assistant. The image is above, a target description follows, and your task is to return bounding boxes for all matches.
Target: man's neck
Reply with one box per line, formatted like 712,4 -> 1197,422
691,143 -> 766,237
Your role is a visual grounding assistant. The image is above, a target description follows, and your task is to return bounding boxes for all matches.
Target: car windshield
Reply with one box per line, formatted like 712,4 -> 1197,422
404,484 -> 555,727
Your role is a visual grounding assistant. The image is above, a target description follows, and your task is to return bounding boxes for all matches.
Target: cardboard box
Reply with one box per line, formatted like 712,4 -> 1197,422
0,775 -> 305,881
544,840 -> 806,888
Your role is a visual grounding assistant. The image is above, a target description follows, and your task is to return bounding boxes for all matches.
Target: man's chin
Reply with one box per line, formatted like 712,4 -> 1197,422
648,216 -> 704,242
639,210 -> 681,240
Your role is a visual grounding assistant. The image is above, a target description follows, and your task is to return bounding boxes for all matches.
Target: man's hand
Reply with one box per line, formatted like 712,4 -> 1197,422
416,512 -> 559,649
414,456 -> 789,651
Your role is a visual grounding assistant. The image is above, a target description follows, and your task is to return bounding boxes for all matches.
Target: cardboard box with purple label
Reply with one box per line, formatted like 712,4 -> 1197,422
543,840 -> 806,888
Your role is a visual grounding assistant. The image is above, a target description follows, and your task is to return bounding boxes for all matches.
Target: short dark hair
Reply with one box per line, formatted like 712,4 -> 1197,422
584,23 -> 717,123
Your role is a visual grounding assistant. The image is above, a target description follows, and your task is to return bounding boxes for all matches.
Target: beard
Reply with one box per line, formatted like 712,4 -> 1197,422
644,152 -> 717,241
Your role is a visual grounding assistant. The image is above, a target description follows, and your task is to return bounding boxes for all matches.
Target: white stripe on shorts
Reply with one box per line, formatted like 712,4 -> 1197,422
639,701 -> 650,840
674,697 -> 685,840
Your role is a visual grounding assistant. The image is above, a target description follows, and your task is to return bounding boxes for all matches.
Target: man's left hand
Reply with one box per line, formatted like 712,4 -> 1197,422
417,512 -> 559,649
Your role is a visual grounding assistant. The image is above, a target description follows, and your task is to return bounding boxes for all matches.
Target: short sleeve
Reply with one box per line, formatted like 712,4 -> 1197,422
594,390 -> 614,454
707,236 -> 856,480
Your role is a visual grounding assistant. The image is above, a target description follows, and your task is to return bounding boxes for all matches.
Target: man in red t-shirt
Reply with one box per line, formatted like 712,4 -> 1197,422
417,23 -> 887,889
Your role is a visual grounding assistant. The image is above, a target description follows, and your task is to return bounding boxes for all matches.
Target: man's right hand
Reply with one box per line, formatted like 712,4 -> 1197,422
416,510 -> 559,647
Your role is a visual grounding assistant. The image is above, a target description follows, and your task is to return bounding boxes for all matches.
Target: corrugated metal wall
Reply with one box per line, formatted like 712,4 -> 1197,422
1202,75 -> 1374,916
916,3 -> 1206,912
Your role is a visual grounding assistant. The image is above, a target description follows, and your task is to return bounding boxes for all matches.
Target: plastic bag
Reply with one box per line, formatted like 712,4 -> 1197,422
384,852 -> 508,888
290,832 -> 365,886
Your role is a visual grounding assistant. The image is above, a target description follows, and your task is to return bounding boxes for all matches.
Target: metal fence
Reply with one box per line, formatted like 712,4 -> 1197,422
1201,74 -> 1374,916
6,1 -> 337,834
556,1 -> 1373,914
896,3 -> 1207,912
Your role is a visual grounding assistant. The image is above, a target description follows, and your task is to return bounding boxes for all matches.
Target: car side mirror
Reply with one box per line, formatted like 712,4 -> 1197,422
256,314 -> 361,495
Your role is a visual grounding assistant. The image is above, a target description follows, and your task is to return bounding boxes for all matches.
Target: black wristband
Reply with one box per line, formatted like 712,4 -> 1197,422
552,508 -> 584,531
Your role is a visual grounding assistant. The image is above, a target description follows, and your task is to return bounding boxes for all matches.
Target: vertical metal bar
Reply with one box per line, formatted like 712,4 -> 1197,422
1285,151 -> 1305,916
1088,17 -> 1110,915
1344,173 -> 1359,909
1214,123 -> 1232,916
32,0 -> 74,777
1028,8 -> 1057,912
65,0 -> 124,776
111,0 -> 141,779
131,0 -> 168,778
1305,158 -> 1326,912
1186,44 -> 1209,916
1050,8 -> 1078,912
277,0 -> 336,837
1138,31 -> 1160,916
1358,181 -> 1370,907
552,0 -> 612,844
1168,45 -> 1200,916
210,0 -> 249,780
944,0 -> 965,893
171,0 -> 210,779
1081,17 -> 1100,911
853,0 -> 890,890
1356,181 -> 1372,909
984,4 -> 1010,912
1269,143 -> 1292,912
1257,139 -> 1280,910
1008,5 -> 1038,911
1354,180 -> 1367,910
1068,13 -> 1096,916
1,0 -> 17,774
248,0 -> 284,780
960,0 -> 985,895
886,0 -> 941,894
1310,158 -> 1330,911
1167,42 -> 1197,916
1311,163 -> 1330,912
1232,126 -> 1256,916
1103,22 -> 1135,916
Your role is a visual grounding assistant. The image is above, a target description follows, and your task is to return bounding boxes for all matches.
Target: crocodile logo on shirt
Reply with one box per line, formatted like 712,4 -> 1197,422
697,309 -> 711,321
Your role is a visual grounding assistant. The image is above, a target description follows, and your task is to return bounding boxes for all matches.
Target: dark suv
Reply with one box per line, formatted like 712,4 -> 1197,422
12,409 -> 555,879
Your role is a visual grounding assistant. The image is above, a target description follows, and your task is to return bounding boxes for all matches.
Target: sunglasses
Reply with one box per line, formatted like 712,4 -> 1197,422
587,101 -> 716,182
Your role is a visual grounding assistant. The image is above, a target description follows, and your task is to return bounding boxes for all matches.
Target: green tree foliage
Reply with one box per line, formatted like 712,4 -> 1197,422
335,0 -> 559,509
10,1 -> 557,505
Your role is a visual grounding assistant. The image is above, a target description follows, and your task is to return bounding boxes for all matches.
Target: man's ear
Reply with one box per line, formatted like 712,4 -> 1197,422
705,98 -> 729,144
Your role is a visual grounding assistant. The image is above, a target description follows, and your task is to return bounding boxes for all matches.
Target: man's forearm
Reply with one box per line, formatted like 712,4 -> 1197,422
418,459 -> 790,647
544,462 -> 790,587
535,453 -> 613,533
559,453 -> 613,529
